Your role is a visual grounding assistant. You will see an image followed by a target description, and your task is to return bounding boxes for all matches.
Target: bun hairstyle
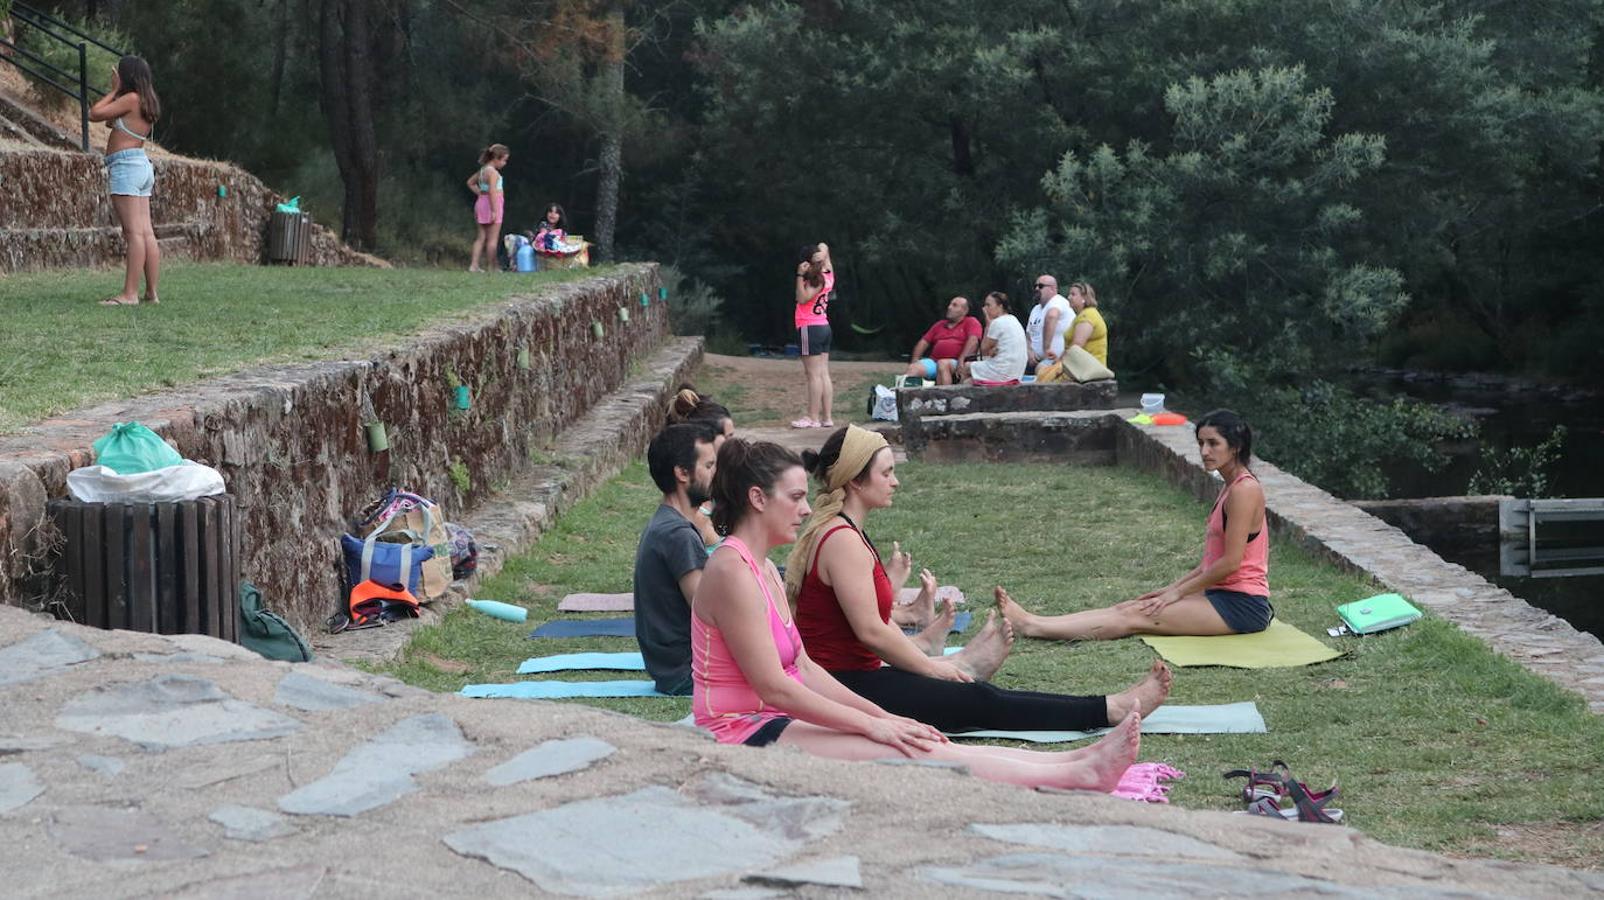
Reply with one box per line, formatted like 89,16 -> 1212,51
1072,282 -> 1098,308
984,290 -> 1011,316
709,438 -> 803,535
667,384 -> 732,428
479,143 -> 510,165
799,426 -> 874,487
1195,409 -> 1253,467
115,55 -> 160,124
798,243 -> 824,288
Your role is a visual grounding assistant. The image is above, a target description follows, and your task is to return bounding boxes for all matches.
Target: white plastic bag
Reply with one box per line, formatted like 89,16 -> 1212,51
67,460 -> 226,503
870,384 -> 899,422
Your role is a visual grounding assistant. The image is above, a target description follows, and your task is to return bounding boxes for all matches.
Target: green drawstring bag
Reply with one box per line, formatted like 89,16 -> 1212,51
239,581 -> 314,662
92,422 -> 183,475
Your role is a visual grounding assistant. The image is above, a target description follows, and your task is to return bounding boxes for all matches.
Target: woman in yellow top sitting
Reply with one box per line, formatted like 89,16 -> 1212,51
1067,282 -> 1108,366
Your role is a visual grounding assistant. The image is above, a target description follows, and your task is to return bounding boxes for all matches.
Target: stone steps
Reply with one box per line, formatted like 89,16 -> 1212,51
0,87 -> 79,150
0,222 -> 210,271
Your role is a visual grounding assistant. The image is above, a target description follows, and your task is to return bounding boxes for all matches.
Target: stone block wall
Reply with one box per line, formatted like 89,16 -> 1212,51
1349,496 -> 1508,559
906,411 -> 1117,465
0,265 -> 665,629
0,148 -> 380,272
898,382 -> 1118,457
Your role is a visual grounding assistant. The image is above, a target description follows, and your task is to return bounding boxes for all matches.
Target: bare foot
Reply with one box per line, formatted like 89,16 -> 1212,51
141,294 -> 160,305
1059,711 -> 1141,792
98,295 -> 139,306
994,586 -> 1050,639
908,599 -> 955,656
950,610 -> 1015,680
1105,660 -> 1172,724
893,584 -> 936,631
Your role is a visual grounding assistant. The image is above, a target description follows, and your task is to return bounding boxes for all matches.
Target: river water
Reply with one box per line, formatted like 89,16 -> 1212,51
1358,371 -> 1604,640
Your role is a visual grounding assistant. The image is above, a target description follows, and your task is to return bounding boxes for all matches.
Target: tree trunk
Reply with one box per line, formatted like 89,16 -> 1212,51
316,0 -> 380,251
270,0 -> 288,115
592,5 -> 625,264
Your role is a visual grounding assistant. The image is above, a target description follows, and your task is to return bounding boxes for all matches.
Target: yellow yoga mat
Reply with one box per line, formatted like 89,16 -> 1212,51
1140,620 -> 1341,669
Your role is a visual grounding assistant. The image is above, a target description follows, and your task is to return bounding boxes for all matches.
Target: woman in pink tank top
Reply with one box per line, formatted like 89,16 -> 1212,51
691,438 -> 1143,791
790,242 -> 836,430
997,410 -> 1274,641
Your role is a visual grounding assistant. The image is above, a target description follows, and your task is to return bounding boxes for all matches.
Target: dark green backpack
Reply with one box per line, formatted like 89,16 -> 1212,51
239,581 -> 314,662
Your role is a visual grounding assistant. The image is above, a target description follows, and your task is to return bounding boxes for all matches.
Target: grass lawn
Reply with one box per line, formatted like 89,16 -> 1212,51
378,457 -> 1604,867
0,262 -> 607,432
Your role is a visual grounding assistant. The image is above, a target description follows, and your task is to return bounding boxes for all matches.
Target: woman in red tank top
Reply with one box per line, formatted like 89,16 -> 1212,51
785,426 -> 1173,734
691,437 -> 1145,791
999,410 -> 1274,641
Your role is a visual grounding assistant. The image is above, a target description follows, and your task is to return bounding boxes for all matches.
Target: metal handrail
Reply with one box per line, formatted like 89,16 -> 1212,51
0,2 -> 127,151
11,2 -> 124,60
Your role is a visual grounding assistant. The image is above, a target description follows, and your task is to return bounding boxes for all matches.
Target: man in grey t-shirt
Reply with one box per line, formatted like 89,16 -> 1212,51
633,423 -> 718,694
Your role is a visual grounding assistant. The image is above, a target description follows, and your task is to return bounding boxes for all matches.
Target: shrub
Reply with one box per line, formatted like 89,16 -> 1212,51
16,15 -> 129,109
1469,426 -> 1567,498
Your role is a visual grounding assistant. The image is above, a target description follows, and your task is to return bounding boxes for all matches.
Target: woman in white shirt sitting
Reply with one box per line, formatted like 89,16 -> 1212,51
960,291 -> 1028,384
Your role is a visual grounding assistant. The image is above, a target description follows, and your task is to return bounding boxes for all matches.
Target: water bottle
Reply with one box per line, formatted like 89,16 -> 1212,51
516,242 -> 536,273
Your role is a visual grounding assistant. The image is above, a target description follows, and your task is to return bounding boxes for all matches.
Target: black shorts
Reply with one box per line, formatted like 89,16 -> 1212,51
1205,589 -> 1274,634
743,717 -> 792,747
798,325 -> 832,356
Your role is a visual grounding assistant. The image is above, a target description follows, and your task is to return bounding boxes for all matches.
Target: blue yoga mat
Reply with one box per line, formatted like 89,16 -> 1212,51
902,610 -> 971,636
461,680 -> 670,699
946,701 -> 1267,744
527,617 -> 636,639
518,646 -> 965,675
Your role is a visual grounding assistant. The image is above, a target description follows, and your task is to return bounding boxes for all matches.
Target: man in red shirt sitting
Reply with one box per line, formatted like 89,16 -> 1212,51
903,296 -> 983,385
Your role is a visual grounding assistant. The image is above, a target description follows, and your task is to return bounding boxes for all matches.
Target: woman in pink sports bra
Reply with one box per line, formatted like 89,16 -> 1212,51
791,242 -> 835,430
998,409 -> 1273,641
691,438 -> 1142,791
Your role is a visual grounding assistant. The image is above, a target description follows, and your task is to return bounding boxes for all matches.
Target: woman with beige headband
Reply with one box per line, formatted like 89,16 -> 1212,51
690,436 -> 1142,790
786,425 -> 1172,733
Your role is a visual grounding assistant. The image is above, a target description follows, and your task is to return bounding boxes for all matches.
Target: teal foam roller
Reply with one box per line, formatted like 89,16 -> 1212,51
466,599 -> 528,623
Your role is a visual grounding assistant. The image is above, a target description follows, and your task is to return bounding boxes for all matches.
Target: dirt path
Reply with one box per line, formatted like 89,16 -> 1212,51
693,352 -> 902,430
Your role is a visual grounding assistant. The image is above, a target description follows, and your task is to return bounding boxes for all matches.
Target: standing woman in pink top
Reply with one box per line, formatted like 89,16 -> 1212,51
792,242 -> 835,428
466,144 -> 509,272
999,409 -> 1274,639
690,438 -> 1141,790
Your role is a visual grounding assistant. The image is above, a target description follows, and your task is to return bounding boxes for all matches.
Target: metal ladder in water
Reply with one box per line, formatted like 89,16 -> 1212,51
1499,498 -> 1604,578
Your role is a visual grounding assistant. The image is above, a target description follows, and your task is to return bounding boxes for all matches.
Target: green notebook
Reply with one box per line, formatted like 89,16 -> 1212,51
1336,593 -> 1422,635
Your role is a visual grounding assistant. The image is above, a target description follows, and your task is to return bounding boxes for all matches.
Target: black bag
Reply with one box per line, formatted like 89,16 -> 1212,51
239,581 -> 313,662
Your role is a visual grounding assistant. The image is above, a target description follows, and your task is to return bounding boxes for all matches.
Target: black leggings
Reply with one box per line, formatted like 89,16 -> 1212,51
829,666 -> 1108,733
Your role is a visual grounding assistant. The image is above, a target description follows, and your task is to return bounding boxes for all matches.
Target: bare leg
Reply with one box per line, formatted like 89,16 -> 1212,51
906,599 -> 955,655
1104,660 -> 1172,724
936,358 -> 957,385
800,353 -> 823,422
128,197 -> 160,302
777,712 -> 1140,791
904,360 -> 927,378
469,223 -> 490,271
948,608 -> 1014,680
108,195 -> 145,303
487,221 -> 503,270
817,353 -> 833,424
998,588 -> 1236,641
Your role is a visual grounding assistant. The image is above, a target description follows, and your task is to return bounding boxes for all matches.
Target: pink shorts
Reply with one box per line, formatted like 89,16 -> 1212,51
474,194 -> 503,226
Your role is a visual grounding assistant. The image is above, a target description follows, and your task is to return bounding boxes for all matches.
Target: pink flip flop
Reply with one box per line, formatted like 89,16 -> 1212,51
789,417 -> 819,429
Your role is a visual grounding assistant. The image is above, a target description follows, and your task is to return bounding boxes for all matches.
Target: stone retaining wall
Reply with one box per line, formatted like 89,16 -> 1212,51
0,265 -> 667,630
905,410 -> 1117,465
897,382 -> 1117,457
1349,495 -> 1508,558
0,148 -> 380,272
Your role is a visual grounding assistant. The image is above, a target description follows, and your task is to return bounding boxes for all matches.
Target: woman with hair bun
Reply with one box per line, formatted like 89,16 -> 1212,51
666,384 -> 736,546
1001,409 -> 1273,640
690,436 -> 1142,791
466,143 -> 510,272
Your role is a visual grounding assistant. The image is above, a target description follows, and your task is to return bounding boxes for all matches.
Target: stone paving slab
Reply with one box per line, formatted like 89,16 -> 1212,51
1,604 -> 1598,899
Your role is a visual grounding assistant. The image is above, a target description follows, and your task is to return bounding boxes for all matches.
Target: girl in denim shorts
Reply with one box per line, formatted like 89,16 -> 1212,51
89,55 -> 161,306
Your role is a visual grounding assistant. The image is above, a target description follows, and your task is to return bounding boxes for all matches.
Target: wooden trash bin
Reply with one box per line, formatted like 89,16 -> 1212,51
266,211 -> 312,265
47,494 -> 242,641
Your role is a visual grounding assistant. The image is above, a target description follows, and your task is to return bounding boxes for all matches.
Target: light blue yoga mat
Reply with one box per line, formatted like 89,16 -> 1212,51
461,680 -> 670,699
903,610 -> 971,636
518,646 -> 965,674
946,701 -> 1266,744
527,617 -> 636,639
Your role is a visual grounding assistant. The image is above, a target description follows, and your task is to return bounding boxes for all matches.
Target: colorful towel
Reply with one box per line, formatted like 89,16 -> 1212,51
527,618 -> 636,639
1111,763 -> 1184,802
460,680 -> 669,699
946,701 -> 1266,744
557,585 -> 966,613
1140,620 -> 1341,669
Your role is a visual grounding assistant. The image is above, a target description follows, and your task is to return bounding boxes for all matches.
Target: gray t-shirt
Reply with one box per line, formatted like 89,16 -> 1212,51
632,504 -> 707,694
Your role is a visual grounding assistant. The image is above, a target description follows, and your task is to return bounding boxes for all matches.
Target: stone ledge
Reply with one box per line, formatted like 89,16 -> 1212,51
314,336 -> 705,667
904,410 -> 1117,464
0,265 -> 668,631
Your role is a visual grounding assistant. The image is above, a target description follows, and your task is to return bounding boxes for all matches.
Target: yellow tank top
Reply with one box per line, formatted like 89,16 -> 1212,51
1074,307 -> 1108,365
